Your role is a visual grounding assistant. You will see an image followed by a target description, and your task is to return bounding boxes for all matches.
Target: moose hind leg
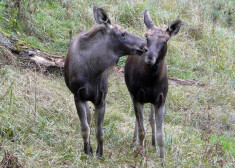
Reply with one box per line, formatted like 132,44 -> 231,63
149,104 -> 156,147
155,104 -> 166,159
74,95 -> 92,155
94,101 -> 105,157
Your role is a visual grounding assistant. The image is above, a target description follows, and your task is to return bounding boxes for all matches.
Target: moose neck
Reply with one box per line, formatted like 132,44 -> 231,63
78,27 -> 120,76
146,45 -> 168,79
144,56 -> 167,79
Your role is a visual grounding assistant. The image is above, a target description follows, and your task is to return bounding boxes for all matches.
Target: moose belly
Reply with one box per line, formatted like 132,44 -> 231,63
71,72 -> 108,106
75,82 -> 107,105
135,88 -> 159,104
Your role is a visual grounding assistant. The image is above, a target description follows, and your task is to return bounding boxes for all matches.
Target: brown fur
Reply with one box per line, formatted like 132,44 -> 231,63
64,6 -> 145,157
124,10 -> 182,159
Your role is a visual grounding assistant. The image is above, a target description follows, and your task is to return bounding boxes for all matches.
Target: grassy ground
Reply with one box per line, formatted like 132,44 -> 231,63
0,0 -> 235,167
0,46 -> 234,167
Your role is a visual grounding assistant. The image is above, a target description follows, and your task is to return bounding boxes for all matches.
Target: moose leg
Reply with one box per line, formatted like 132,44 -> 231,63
155,104 -> 166,159
85,102 -> 93,154
94,100 -> 105,157
131,120 -> 138,146
133,100 -> 145,148
74,95 -> 92,155
149,104 -> 156,147
85,102 -> 91,127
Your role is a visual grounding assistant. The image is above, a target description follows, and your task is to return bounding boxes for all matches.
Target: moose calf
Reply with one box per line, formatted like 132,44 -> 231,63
64,6 -> 145,157
125,10 -> 182,159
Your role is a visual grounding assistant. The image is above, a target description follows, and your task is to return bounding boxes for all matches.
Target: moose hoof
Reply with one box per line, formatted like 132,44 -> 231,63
84,142 -> 93,155
96,151 -> 104,160
152,140 -> 156,147
131,141 -> 137,148
96,145 -> 104,158
135,146 -> 144,157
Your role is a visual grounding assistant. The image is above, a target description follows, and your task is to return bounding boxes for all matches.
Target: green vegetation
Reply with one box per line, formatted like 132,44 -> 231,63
0,0 -> 234,167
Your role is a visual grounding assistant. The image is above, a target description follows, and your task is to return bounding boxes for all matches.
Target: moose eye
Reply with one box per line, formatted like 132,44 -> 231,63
146,38 -> 150,44
121,32 -> 126,37
162,42 -> 167,48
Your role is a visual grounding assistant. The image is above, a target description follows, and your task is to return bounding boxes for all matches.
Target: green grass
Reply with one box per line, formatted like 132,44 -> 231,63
211,135 -> 235,158
0,0 -> 235,167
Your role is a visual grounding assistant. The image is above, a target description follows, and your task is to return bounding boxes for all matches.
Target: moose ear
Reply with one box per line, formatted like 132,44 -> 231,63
166,19 -> 182,37
144,10 -> 155,29
93,6 -> 111,25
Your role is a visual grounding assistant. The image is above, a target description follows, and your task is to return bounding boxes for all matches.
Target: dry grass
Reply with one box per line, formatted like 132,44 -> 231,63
0,59 -> 234,167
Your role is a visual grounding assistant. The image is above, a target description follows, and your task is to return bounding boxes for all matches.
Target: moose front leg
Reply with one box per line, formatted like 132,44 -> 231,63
149,104 -> 156,147
74,95 -> 93,155
133,100 -> 145,148
94,100 -> 106,157
155,103 -> 166,159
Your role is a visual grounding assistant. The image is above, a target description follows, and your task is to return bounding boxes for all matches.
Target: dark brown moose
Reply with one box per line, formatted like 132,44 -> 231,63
125,10 -> 182,159
64,6 -> 145,157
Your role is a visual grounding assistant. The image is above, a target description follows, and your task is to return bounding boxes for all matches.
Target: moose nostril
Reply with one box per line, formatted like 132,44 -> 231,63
139,43 -> 147,51
149,56 -> 153,60
144,46 -> 148,52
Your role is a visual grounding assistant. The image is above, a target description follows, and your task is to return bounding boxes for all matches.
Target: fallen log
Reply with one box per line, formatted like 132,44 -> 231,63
0,31 -> 64,74
168,77 -> 206,87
